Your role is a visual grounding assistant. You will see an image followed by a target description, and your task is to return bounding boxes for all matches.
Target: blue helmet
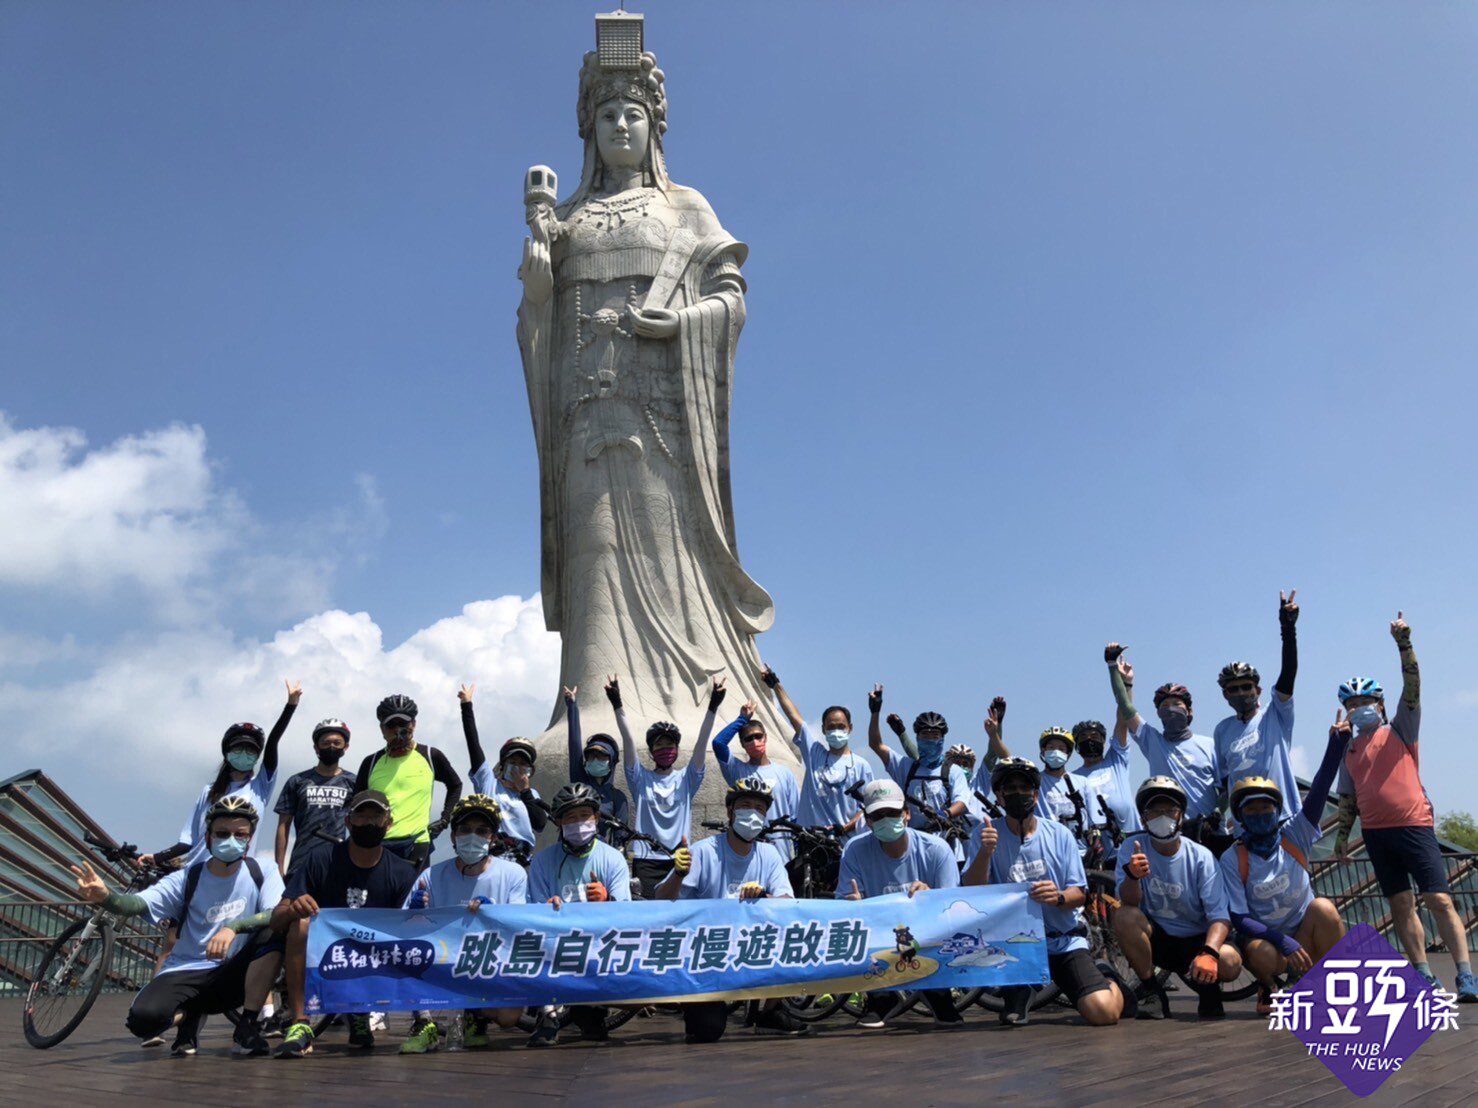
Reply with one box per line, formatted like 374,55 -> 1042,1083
1337,676 -> 1384,704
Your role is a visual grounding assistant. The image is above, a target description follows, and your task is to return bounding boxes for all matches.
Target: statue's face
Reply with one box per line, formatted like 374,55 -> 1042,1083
594,97 -> 650,170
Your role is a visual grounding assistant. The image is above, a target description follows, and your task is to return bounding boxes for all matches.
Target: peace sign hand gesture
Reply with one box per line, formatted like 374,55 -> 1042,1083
1330,708 -> 1352,745
1279,589 -> 1299,628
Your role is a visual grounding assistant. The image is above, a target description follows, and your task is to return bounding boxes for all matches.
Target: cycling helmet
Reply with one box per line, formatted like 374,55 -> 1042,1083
220,722 -> 266,755
498,737 -> 538,768
725,775 -> 775,810
1217,662 -> 1260,689
1072,720 -> 1107,743
1135,775 -> 1188,814
1038,726 -> 1075,753
450,793 -> 502,829
1229,775 -> 1283,815
584,732 -> 619,766
913,711 -> 949,736
550,782 -> 602,819
990,756 -> 1042,791
312,718 -> 350,743
1337,676 -> 1385,704
1153,683 -> 1193,710
946,742 -> 975,766
645,720 -> 682,747
205,794 -> 260,829
376,694 -> 419,723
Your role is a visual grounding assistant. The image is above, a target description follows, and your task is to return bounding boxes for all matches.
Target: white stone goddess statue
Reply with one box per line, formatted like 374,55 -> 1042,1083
516,13 -> 789,755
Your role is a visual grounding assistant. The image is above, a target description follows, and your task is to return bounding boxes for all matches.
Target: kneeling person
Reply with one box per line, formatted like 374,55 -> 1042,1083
659,776 -> 806,1041
963,758 -> 1132,1027
72,796 -> 286,1057
399,794 -> 529,1053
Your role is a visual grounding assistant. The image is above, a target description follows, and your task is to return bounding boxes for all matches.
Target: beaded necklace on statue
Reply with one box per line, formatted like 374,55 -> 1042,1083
571,188 -> 655,232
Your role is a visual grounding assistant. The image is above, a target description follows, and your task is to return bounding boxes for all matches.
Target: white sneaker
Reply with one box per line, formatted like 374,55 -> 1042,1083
369,1011 -> 387,1032
855,1012 -> 886,1030
141,1036 -> 166,1048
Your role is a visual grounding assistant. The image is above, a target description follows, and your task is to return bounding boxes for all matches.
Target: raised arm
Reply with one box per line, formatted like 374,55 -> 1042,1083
262,680 -> 302,777
983,696 -> 1010,764
867,684 -> 900,768
687,679 -> 725,787
459,685 -> 486,774
564,686 -> 583,771
1391,613 -> 1419,743
711,703 -> 753,768
762,666 -> 804,736
606,677 -> 638,777
1273,590 -> 1298,701
1302,712 -> 1352,824
1106,644 -> 1142,730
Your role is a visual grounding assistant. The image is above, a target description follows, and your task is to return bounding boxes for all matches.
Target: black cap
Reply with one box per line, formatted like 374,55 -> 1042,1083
348,789 -> 391,813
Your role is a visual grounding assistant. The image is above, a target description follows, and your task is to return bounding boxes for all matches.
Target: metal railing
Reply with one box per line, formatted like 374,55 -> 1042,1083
0,900 -> 168,996
1313,852 -> 1478,954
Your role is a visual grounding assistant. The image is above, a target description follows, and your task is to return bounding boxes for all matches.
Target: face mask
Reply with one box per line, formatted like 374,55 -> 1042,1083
387,728 -> 413,752
209,835 -> 249,863
349,822 -> 388,848
1241,811 -> 1280,848
1146,814 -> 1180,841
1001,793 -> 1035,820
652,747 -> 679,770
1348,705 -> 1382,733
1229,693 -> 1259,716
731,809 -> 766,842
824,729 -> 850,751
561,818 -> 598,850
226,750 -> 259,772
917,739 -> 945,766
1078,742 -> 1104,762
1158,705 -> 1191,740
316,748 -> 344,767
584,757 -> 611,779
453,834 -> 491,865
1041,749 -> 1069,770
872,816 -> 906,843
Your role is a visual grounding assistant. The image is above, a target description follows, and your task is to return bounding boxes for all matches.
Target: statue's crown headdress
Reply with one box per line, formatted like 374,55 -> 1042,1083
578,11 -> 667,140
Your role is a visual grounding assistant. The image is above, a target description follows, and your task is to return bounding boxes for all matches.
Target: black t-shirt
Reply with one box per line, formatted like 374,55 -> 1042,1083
275,768 -> 357,864
283,841 -> 418,910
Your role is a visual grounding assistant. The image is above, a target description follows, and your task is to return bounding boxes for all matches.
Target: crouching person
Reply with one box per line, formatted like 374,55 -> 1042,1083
399,793 -> 528,1053
71,796 -> 286,1057
962,758 -> 1133,1027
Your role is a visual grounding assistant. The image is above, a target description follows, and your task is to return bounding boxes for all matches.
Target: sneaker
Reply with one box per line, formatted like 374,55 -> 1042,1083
751,1007 -> 811,1037
171,1012 -> 201,1056
1196,988 -> 1226,1021
140,1035 -> 166,1049
276,1021 -> 315,1059
1419,969 -> 1441,990
1456,971 -> 1478,1004
1256,985 -> 1273,1018
854,1010 -> 886,1030
461,1014 -> 490,1049
231,1016 -> 271,1057
399,1018 -> 440,1055
998,986 -> 1031,1028
369,1011 -> 388,1032
1134,978 -> 1169,1020
347,1013 -> 375,1049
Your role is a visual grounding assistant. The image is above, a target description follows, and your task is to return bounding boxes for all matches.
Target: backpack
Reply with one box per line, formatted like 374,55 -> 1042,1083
178,856 -> 265,924
1236,837 -> 1308,884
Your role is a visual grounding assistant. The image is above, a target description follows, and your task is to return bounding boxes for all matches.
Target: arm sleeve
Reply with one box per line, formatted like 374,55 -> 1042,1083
133,871 -> 186,924
1230,909 -> 1297,954
523,791 -> 548,833
1301,728 -> 1348,824
566,699 -> 583,781
102,892 -> 150,917
899,731 -> 920,761
1109,662 -> 1137,723
224,909 -> 274,933
686,711 -> 715,789
616,708 -> 639,790
262,701 -> 296,777
429,746 -> 463,822
1274,622 -> 1297,698
711,717 -> 745,766
461,701 -> 486,774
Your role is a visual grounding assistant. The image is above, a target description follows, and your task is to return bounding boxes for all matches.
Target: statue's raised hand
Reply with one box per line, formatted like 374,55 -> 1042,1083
630,305 -> 679,339
520,237 -> 552,305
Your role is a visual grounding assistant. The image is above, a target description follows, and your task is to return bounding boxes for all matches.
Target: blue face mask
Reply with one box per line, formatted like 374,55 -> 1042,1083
209,835 -> 249,863
584,757 -> 611,779
1242,811 -> 1280,840
226,750 -> 259,773
1348,705 -> 1382,733
872,816 -> 906,843
824,729 -> 850,751
454,834 -> 491,865
917,739 -> 944,766
1041,749 -> 1069,770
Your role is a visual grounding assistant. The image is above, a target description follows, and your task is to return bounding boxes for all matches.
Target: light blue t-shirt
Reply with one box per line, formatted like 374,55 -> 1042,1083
1129,721 -> 1218,820
1116,834 -> 1230,938
403,855 -> 527,909
678,835 -> 794,900
136,857 -> 285,976
1213,696 -> 1298,824
527,839 -> 633,904
1080,739 -> 1136,832
1220,813 -> 1320,932
790,725 -> 874,833
178,770 -> 278,866
880,748 -> 970,860
1036,770 -> 1091,833
837,828 -> 959,898
711,721 -> 801,861
623,750 -> 706,860
966,817 -> 1088,955
469,765 -> 541,848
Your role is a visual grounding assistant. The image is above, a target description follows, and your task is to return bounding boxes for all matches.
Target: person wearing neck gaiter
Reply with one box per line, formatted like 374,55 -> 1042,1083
868,696 -> 969,857
1106,643 -> 1218,836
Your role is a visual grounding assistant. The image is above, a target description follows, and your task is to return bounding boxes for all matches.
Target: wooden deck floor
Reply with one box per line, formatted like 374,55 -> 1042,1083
1,977 -> 1473,1106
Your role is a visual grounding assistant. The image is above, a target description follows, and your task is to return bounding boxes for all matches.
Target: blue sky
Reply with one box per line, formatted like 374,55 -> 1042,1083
3,2 -> 1477,846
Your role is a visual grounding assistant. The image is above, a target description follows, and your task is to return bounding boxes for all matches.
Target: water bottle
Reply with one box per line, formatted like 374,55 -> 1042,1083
445,1010 -> 465,1052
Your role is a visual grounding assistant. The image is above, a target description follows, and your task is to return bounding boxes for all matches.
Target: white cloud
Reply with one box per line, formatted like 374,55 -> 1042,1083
0,596 -> 560,843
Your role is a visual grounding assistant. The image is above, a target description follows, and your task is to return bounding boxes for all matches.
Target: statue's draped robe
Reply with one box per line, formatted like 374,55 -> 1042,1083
518,184 -> 779,731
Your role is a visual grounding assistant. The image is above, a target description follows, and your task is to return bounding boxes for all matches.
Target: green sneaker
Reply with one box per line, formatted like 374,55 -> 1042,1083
399,1018 -> 440,1054
461,1014 -> 489,1049
275,1021 -> 314,1059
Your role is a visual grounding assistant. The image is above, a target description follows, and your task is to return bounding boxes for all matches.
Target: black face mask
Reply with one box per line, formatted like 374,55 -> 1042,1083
349,823 -> 387,848
1001,793 -> 1035,820
1078,742 -> 1104,761
317,748 -> 344,766
1158,706 -> 1192,741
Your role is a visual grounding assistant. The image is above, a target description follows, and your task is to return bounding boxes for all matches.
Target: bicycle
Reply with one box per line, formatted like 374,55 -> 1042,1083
23,833 -> 186,1049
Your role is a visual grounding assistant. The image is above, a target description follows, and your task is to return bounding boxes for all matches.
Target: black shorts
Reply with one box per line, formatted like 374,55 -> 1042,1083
1049,948 -> 1110,1003
632,857 -> 673,900
1362,825 -> 1451,897
1149,922 -> 1207,976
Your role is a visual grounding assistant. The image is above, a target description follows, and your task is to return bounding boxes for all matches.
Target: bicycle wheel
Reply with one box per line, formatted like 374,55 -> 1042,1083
24,917 -> 114,1049
975,983 -> 1061,1012
1176,963 -> 1261,1003
951,987 -> 983,1014
780,993 -> 850,1023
